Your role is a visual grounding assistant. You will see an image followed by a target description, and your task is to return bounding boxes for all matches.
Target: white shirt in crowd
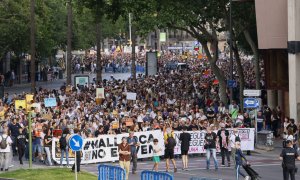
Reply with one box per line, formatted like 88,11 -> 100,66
152,144 -> 162,156
0,134 -> 12,153
230,133 -> 239,149
286,135 -> 294,141
137,114 -> 145,123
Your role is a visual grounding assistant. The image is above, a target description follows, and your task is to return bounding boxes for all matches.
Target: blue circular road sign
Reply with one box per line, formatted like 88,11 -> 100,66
69,134 -> 83,151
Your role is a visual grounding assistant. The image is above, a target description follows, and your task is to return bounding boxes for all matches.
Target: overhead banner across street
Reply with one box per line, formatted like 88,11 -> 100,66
52,129 -> 255,164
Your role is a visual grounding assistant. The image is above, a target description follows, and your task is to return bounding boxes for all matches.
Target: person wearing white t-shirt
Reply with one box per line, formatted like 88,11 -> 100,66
152,139 -> 162,172
0,128 -> 13,171
229,128 -> 240,167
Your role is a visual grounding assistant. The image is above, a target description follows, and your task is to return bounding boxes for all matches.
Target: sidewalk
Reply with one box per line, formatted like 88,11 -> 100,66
0,156 -> 53,174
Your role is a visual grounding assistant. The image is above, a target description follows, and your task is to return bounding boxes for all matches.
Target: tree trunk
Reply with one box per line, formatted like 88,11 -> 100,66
30,0 -> 36,93
201,40 -> 228,104
131,26 -> 136,80
244,29 -> 260,89
233,41 -> 245,109
96,22 -> 102,83
66,0 -> 72,85
19,56 -> 22,84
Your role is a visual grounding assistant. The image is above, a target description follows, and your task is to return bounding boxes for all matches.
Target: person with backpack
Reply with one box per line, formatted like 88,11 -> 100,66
60,128 -> 70,168
127,131 -> 140,174
0,128 -> 12,171
164,131 -> 177,173
204,126 -> 218,170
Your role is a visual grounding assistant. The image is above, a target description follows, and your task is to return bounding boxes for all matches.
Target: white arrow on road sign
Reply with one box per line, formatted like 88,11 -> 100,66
245,99 -> 257,105
72,139 -> 80,147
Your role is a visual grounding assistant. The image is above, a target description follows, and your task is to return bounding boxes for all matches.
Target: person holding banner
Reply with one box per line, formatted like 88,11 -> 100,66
164,131 -> 177,173
127,131 -> 139,174
204,127 -> 218,170
119,137 -> 131,180
217,123 -> 230,167
179,126 -> 191,170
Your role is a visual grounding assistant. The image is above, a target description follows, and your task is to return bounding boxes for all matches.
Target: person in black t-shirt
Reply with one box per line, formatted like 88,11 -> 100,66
8,118 -> 22,156
217,123 -> 230,167
204,127 -> 218,170
279,140 -> 300,180
286,119 -> 298,150
16,128 -> 26,165
44,128 -> 53,166
119,123 -> 128,134
286,119 -> 298,135
179,126 -> 191,170
188,120 -> 199,131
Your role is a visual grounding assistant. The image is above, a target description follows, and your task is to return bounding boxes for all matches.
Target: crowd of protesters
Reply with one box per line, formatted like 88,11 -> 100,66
0,51 -> 299,180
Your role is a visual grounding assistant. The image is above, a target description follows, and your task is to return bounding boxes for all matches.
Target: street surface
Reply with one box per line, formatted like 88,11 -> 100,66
80,150 -> 300,180
4,72 -> 132,96
3,142 -> 299,180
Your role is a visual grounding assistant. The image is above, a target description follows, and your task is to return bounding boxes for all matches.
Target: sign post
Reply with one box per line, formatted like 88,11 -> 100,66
243,89 -> 261,97
28,112 -> 32,169
244,97 -> 261,145
227,80 -> 237,88
69,134 -> 83,180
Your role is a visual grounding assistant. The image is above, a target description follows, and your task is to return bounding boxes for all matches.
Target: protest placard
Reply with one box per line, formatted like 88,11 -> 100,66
126,92 -> 137,100
44,98 -> 57,107
26,94 -> 34,104
15,100 -> 26,110
96,88 -> 105,99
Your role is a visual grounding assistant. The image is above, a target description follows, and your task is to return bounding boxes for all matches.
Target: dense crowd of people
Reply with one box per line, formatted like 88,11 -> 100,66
0,51 -> 299,180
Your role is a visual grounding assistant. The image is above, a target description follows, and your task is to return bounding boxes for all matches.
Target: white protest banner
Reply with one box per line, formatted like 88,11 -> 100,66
52,130 -> 164,164
44,98 -> 57,107
126,92 -> 137,100
53,129 -> 254,164
174,131 -> 206,154
173,128 -> 255,155
96,88 -> 105,99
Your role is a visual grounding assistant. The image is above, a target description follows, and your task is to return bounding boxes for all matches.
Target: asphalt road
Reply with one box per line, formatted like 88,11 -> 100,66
4,72 -> 132,96
80,151 -> 300,180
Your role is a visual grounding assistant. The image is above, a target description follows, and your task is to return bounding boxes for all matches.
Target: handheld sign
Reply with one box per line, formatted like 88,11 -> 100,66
69,134 -> 83,151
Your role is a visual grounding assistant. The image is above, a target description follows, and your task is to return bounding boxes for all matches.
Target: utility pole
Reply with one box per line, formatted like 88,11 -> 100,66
28,112 -> 32,168
30,0 -> 36,93
66,0 -> 72,85
229,0 -> 234,103
131,14 -> 136,80
96,21 -> 102,83
129,13 -> 132,43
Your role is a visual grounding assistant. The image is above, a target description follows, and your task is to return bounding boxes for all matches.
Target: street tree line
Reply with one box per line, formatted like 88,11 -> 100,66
0,0 -> 260,105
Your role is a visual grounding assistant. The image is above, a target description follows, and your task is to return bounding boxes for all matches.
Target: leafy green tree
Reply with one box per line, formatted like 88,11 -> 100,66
109,0 -> 230,103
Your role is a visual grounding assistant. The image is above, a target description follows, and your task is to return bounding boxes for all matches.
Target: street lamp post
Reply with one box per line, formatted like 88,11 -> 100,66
229,0 -> 234,103
30,0 -> 36,93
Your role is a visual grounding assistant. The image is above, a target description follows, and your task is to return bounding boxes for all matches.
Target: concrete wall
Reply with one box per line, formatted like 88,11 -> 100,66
255,0 -> 288,49
288,0 -> 300,122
